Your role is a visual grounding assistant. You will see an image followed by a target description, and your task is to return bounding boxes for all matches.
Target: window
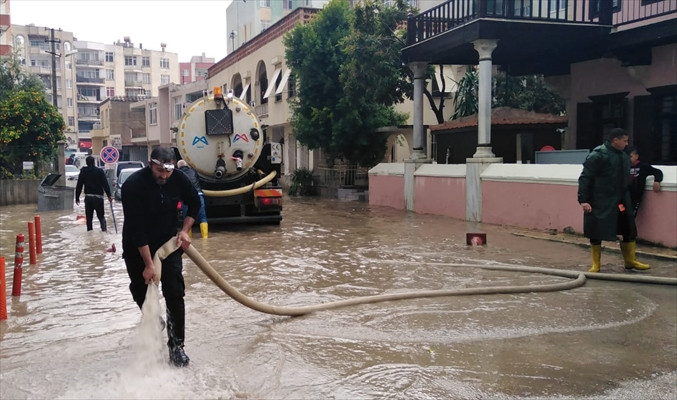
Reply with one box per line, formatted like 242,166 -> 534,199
260,0 -> 271,6
143,73 -> 151,84
287,73 -> 296,98
174,97 -> 183,121
142,56 -> 150,67
589,0 -> 621,18
284,0 -> 292,9
125,56 -> 137,66
106,69 -> 115,80
105,52 -> 114,62
160,58 -> 170,69
67,98 -> 73,107
68,116 -> 75,126
161,74 -> 170,85
66,79 -> 72,89
15,35 -> 25,47
107,87 -> 115,97
149,102 -> 158,125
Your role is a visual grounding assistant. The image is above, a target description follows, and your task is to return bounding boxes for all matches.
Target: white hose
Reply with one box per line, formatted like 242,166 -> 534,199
149,237 -> 677,317
202,170 -> 277,198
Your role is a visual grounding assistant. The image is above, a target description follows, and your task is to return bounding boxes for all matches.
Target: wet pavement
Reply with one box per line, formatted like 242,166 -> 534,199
0,197 -> 675,400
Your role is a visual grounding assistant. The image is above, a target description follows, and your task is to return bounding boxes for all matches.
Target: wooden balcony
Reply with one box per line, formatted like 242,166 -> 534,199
403,0 -> 677,75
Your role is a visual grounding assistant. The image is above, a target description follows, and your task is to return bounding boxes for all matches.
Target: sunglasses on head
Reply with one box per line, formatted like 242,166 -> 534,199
151,159 -> 175,171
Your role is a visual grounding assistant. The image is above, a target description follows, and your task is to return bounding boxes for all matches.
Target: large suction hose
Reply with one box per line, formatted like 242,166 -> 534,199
154,237 -> 677,317
202,170 -> 277,198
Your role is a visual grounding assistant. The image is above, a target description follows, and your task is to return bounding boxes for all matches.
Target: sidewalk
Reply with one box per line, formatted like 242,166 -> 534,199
513,228 -> 677,261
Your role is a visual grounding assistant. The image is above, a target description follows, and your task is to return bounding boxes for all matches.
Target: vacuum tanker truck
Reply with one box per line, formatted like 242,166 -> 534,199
174,87 -> 282,224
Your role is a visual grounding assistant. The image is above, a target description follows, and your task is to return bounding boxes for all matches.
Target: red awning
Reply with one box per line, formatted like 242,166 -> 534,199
79,140 -> 92,149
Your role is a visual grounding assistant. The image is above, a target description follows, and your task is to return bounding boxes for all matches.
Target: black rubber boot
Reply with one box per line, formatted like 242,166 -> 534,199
169,341 -> 190,367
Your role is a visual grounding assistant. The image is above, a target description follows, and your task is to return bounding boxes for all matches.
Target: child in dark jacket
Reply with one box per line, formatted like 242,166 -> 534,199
627,146 -> 663,216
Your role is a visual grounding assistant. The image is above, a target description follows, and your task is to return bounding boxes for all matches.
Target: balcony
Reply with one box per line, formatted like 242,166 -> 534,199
76,76 -> 105,85
75,59 -> 104,66
403,0 -> 677,75
125,81 -> 143,88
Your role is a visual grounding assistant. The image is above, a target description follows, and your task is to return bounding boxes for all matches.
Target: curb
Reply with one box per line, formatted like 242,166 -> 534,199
512,232 -> 677,262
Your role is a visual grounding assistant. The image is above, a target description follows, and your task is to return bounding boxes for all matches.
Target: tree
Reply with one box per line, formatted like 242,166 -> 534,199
0,53 -> 65,178
284,0 -> 410,167
451,67 -> 479,119
451,67 -> 566,119
493,74 -> 565,115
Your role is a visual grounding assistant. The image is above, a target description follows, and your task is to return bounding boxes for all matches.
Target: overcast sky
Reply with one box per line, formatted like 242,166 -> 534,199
11,0 -> 233,61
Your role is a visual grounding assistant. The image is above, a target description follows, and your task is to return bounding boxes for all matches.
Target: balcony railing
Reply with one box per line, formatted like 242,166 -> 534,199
76,76 -> 105,84
315,165 -> 369,188
406,0 -> 676,45
76,59 -> 104,66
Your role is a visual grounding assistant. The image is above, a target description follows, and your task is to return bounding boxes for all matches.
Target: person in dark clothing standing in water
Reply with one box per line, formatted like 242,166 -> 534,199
121,147 -> 200,367
577,128 -> 650,273
75,156 -> 112,231
626,146 -> 663,216
177,159 -> 208,238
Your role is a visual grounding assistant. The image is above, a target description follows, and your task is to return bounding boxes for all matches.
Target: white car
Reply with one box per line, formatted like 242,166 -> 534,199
65,165 -> 80,181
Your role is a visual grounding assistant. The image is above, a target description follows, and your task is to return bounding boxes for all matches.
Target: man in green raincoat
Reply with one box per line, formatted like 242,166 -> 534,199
577,128 -> 650,273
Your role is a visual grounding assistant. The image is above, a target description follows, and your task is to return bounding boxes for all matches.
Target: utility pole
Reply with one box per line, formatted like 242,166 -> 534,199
45,28 -> 61,108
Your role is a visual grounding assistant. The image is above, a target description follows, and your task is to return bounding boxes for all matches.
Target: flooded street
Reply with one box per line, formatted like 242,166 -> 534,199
1,197 -> 676,400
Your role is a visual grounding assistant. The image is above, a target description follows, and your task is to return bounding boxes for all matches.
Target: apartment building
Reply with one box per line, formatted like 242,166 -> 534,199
10,24 -> 180,155
179,53 -> 215,84
11,24 -> 79,148
0,0 -> 10,56
73,37 -> 179,152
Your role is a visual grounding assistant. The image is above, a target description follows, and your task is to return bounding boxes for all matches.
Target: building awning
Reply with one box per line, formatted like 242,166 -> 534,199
239,83 -> 250,100
275,70 -> 292,95
262,68 -> 282,99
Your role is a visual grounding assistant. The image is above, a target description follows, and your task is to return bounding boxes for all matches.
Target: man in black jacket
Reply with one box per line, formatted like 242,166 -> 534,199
121,147 -> 200,367
75,156 -> 112,231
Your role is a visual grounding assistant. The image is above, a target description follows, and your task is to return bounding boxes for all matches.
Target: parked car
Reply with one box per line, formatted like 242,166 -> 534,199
115,161 -> 145,179
114,167 -> 142,201
65,165 -> 80,181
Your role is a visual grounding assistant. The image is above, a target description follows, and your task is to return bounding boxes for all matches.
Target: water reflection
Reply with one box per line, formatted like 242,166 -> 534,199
0,197 -> 675,399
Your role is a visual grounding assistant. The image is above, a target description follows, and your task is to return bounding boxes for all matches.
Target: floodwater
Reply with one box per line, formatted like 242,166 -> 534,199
1,197 -> 675,400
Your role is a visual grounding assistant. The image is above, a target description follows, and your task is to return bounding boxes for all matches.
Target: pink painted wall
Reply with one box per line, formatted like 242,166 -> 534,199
635,190 -> 677,248
481,182 -> 582,232
369,174 -> 405,210
414,176 -> 466,219
369,163 -> 677,248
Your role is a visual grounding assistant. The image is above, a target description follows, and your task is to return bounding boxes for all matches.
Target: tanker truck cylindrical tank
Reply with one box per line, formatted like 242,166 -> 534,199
177,96 -> 263,184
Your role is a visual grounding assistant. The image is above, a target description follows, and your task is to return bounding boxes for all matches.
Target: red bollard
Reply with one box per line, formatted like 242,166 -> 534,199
28,221 -> 36,265
1,256 -> 7,319
35,215 -> 43,255
12,234 -> 25,297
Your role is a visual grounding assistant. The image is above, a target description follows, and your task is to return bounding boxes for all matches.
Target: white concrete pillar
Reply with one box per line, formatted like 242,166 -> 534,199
408,61 -> 428,160
472,39 -> 498,158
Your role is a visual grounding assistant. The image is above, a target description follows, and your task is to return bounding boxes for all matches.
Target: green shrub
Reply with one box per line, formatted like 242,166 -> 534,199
289,168 -> 316,196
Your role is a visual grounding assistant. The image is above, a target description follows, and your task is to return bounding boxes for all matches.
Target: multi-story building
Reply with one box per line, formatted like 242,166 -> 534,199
10,24 -> 181,155
179,53 -> 215,84
0,0 -> 10,56
74,37 -> 180,151
11,24 -> 79,148
226,0 -> 329,53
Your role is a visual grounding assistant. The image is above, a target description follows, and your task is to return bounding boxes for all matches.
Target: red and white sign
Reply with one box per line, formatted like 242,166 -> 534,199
100,146 -> 120,164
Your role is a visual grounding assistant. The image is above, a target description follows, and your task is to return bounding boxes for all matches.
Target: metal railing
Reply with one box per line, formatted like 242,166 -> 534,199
315,165 -> 369,188
406,0 -> 676,45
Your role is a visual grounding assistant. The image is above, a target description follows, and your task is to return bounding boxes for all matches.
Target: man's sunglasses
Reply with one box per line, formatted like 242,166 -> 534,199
151,159 -> 175,171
